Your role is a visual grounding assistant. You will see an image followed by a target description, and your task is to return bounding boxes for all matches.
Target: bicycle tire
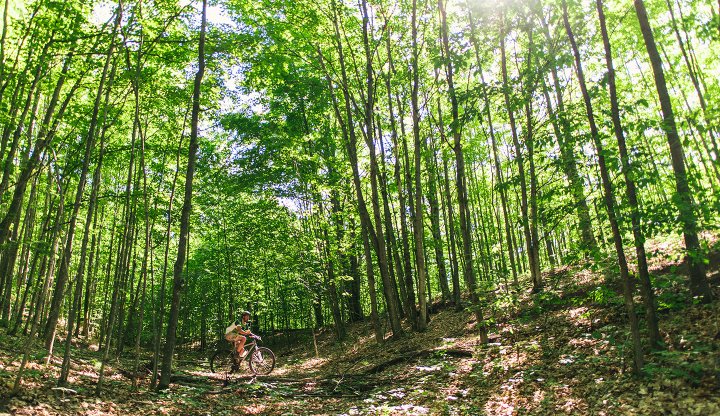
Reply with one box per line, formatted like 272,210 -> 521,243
210,350 -> 233,374
249,347 -> 275,375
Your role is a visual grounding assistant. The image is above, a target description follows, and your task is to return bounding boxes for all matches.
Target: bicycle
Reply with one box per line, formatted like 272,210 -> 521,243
210,334 -> 276,378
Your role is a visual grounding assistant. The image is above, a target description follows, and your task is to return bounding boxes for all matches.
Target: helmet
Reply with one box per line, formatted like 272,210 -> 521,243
241,310 -> 251,317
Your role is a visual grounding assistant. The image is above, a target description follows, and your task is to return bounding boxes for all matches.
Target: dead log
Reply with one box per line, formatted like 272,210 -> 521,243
168,373 -> 211,385
362,348 -> 473,374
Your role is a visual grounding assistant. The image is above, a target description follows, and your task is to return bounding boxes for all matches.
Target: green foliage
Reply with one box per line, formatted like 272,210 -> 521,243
533,291 -> 565,310
653,273 -> 689,311
644,349 -> 706,385
585,286 -> 622,306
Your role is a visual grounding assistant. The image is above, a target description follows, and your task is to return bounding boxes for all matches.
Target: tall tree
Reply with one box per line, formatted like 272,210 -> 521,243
158,0 -> 207,389
596,0 -> 660,349
562,0 -> 643,372
634,0 -> 711,302
411,0 -> 428,330
438,0 -> 487,342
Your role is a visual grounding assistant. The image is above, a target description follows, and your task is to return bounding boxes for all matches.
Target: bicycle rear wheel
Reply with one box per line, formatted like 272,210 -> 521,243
249,347 -> 275,375
210,350 -> 233,374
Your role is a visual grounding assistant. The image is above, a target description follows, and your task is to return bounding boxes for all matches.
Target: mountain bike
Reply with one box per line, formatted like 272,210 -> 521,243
210,334 -> 276,377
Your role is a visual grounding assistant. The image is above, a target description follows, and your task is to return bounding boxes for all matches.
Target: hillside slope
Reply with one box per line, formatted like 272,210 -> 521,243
2,239 -> 720,415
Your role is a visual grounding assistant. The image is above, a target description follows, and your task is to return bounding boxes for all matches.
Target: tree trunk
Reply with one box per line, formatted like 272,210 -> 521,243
500,12 -> 540,292
133,118 -> 152,388
411,0 -> 428,331
634,0 -> 711,302
440,145 -> 461,308
0,50 -> 77,248
316,43 -> 382,341
596,0 -> 661,349
425,132 -> 450,301
358,0 -> 404,337
523,25 -> 542,292
563,0 -> 644,372
58,6 -> 121,381
538,13 -> 596,255
477,63 -> 517,286
158,0 -> 207,390
376,114 -> 408,319
382,34 -> 415,316
323,227 -> 345,340
439,0 -> 487,342
151,110 -> 187,388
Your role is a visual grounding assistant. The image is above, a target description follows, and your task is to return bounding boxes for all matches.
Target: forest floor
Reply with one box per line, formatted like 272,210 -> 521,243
2,234 -> 720,415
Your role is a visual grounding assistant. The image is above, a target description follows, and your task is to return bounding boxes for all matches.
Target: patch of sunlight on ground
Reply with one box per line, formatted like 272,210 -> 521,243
292,357 -> 328,373
565,306 -> 591,327
237,404 -> 268,414
532,388 -> 545,404
486,376 -> 590,415
568,336 -> 606,354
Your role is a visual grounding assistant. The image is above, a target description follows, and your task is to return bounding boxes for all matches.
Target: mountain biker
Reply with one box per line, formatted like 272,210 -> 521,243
225,310 -> 253,358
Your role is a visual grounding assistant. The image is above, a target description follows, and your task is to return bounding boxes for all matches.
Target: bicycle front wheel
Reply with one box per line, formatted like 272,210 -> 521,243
210,350 -> 233,374
249,347 -> 275,375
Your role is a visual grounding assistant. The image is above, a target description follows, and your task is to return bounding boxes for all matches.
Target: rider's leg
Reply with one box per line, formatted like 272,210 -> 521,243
236,335 -> 247,356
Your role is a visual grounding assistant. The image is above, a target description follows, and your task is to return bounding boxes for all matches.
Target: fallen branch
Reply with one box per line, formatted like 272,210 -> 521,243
51,387 -> 78,395
362,348 -> 473,374
169,373 -> 211,385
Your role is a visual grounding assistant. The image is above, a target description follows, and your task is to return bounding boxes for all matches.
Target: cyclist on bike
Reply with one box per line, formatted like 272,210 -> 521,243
225,310 -> 253,358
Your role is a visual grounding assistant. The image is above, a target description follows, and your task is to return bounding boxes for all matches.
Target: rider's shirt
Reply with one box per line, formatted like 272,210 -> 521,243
234,319 -> 251,333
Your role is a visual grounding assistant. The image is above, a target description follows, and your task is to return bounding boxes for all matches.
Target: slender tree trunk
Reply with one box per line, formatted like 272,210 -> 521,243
664,0 -> 719,166
439,0 -> 487,342
523,25 -> 542,292
597,0 -> 660,349
476,61 -> 518,285
0,209 -> 21,324
564,0 -> 644,372
347,234 -> 362,322
500,12 -> 540,292
360,221 -> 383,342
323,226 -> 345,340
97,207 -> 118,353
151,111 -> 187,388
9,174 -> 47,335
0,51 -> 45,198
320,0 -> 401,339
359,0 -> 404,336
29,170 -> 64,337
398,98 -> 418,322
634,0 -> 711,302
538,13 -> 596,254
58,7 -> 121,381
377,115 -> 409,318
0,51 -> 75,248
316,45 -> 382,341
411,0 -> 428,330
441,145 -> 461,307
133,118 -> 152,388
382,33 -> 415,315
81,204 -> 103,338
0,0 -> 8,88
158,0 -> 206,388
425,132 -> 450,301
